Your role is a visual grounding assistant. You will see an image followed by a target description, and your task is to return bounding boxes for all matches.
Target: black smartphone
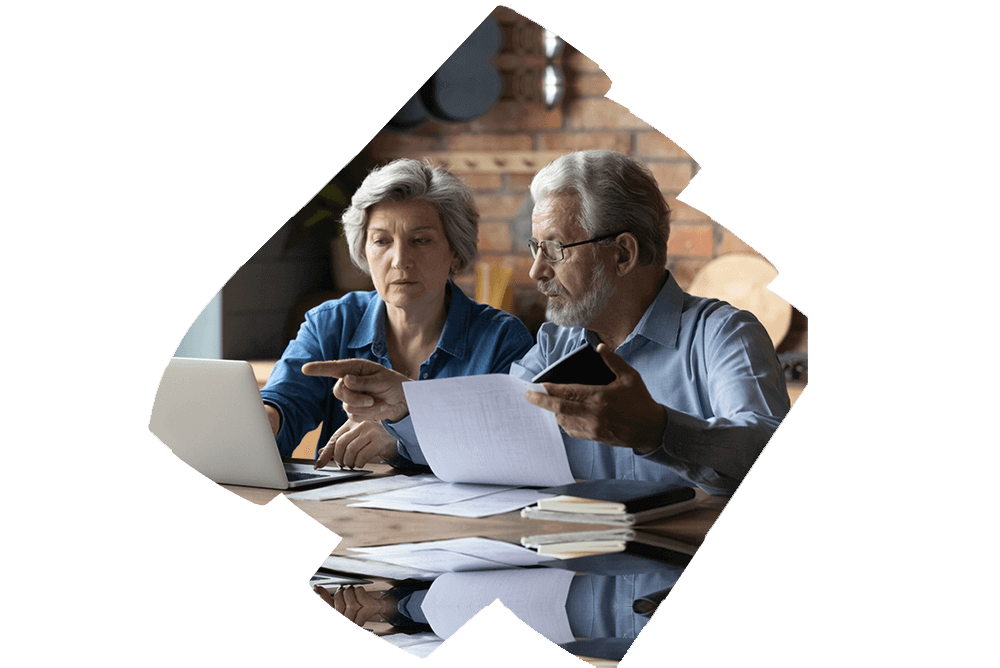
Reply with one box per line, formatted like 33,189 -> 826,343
531,343 -> 616,385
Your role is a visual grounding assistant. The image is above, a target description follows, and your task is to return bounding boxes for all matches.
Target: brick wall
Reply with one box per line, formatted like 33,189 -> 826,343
221,6 -> 805,360
361,7 -> 806,354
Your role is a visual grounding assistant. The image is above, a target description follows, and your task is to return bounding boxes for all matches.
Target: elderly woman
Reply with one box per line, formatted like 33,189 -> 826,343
260,159 -> 533,469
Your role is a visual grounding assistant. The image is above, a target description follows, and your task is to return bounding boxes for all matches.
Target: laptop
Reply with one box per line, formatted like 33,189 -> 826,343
149,357 -> 371,489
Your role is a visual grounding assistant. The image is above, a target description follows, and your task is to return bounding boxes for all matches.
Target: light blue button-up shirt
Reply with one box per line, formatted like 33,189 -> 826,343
512,273 -> 789,495
389,273 -> 788,495
261,281 -> 534,457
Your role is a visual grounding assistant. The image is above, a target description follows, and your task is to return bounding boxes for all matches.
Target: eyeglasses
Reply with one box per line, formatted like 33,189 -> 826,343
527,231 -> 625,263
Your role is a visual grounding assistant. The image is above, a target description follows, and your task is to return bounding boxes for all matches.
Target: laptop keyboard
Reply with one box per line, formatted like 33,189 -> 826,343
285,469 -> 328,482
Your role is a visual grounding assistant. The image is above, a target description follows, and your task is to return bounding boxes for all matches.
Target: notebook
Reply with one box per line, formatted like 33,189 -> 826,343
149,357 -> 371,489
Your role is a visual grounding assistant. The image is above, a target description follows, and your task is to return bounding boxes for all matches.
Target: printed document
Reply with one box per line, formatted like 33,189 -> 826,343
421,568 -> 575,644
402,375 -> 574,486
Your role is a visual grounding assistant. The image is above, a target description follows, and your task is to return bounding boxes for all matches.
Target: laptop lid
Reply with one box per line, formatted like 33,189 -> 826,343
149,357 -> 368,489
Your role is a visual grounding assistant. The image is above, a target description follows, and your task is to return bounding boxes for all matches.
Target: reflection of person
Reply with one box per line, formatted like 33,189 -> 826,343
324,151 -> 789,495
259,158 -> 533,468
316,552 -> 685,659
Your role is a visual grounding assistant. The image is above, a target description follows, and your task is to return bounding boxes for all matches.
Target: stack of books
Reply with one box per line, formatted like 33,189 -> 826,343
521,479 -> 700,527
520,528 -> 698,560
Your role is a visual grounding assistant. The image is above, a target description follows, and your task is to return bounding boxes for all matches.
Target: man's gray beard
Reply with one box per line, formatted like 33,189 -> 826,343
541,264 -> 615,328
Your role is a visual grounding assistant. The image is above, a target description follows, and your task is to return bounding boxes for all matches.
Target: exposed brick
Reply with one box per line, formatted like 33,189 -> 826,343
666,224 -> 713,258
636,133 -> 692,160
666,198 -> 712,224
478,222 -> 513,253
468,101 -> 563,132
445,134 -> 534,151
566,98 -> 653,130
462,173 -> 504,190
565,49 -> 603,74
568,72 -> 613,97
475,193 -> 529,219
666,257 -> 710,291
648,162 -> 693,192
224,7 -> 805,362
367,132 -> 442,158
717,226 -> 765,257
537,132 -> 632,153
509,173 -> 536,190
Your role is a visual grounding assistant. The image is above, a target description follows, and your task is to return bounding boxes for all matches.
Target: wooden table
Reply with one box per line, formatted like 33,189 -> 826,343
226,467 -> 727,666
224,464 -> 728,553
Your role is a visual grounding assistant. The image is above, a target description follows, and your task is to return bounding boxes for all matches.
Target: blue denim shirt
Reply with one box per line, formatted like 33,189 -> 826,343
260,281 -> 534,458
390,273 -> 788,495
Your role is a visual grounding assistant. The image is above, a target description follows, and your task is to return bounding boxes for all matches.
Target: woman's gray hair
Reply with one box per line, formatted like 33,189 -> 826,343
341,158 -> 479,274
529,150 -> 669,267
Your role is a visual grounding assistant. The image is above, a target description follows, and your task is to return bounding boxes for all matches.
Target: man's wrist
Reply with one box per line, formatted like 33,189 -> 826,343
632,404 -> 668,455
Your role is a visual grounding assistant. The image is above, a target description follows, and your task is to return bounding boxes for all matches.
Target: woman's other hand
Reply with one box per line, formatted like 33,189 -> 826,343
314,418 -> 397,469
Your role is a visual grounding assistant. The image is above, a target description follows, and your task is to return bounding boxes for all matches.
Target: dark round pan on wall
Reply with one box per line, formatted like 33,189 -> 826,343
419,17 -> 504,123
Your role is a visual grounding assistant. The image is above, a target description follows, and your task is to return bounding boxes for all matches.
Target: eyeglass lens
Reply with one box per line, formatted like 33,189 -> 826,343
528,239 -> 562,262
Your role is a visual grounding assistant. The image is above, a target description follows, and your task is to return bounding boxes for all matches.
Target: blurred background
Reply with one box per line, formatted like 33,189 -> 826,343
176,6 -> 807,395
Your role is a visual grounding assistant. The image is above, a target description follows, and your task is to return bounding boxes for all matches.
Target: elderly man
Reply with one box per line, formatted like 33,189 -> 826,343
507,150 -> 788,495
313,150 -> 789,495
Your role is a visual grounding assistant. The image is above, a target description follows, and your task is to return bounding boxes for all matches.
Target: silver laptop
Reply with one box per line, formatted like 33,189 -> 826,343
149,357 -> 371,489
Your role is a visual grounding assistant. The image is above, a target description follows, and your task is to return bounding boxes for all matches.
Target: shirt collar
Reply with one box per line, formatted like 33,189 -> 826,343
630,272 -> 684,349
347,280 -> 471,360
348,291 -> 385,354
436,280 -> 471,360
586,272 -> 684,351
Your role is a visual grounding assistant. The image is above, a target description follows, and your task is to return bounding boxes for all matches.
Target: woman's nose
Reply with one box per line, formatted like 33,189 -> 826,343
391,243 -> 412,269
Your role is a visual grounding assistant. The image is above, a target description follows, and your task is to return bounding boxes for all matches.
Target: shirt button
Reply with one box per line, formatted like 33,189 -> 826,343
421,373 -> 428,379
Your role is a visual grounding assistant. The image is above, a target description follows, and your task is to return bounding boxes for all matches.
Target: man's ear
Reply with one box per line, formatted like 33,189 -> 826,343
614,233 -> 641,276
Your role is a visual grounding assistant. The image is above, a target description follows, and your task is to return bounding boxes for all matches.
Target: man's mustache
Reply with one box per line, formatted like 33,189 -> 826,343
538,280 -> 566,297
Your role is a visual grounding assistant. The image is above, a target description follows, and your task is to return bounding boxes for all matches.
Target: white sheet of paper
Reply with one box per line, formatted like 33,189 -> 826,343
421,569 -> 576,645
347,487 -> 556,518
353,548 -> 510,574
354,481 -> 517,506
284,473 -> 439,501
381,632 -> 444,658
350,537 -> 555,569
319,554 -> 438,581
402,375 -> 574,486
